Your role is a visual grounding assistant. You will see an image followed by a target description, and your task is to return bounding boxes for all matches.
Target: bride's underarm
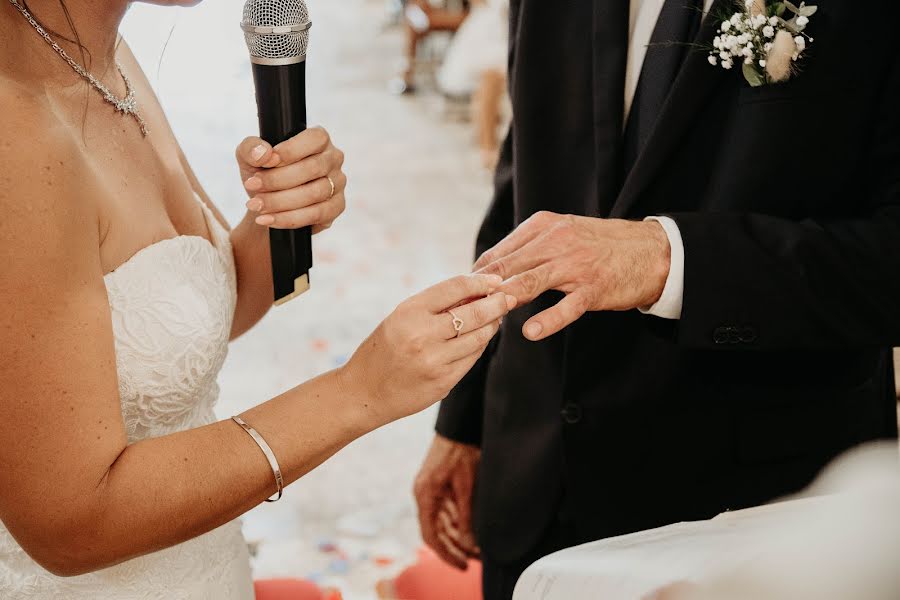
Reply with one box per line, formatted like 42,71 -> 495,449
229,214 -> 275,339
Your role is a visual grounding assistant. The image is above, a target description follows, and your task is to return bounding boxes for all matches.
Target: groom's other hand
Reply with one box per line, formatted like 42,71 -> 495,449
475,211 -> 671,342
414,435 -> 481,570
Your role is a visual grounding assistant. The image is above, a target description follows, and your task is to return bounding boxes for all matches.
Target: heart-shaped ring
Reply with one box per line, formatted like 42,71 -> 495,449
448,310 -> 464,338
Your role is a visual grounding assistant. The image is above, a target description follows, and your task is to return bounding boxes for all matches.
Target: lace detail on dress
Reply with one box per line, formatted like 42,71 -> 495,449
0,201 -> 253,599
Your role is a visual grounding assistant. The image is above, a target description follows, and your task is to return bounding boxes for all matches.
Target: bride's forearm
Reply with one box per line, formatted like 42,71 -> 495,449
229,213 -> 274,339
50,368 -> 384,577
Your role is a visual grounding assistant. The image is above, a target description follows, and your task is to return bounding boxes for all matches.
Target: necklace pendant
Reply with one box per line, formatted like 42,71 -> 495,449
9,0 -> 149,138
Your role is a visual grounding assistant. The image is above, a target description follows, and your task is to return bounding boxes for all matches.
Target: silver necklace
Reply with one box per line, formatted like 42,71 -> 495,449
8,0 -> 149,136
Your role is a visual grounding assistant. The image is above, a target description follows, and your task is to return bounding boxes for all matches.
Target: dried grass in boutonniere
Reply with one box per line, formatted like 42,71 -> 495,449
709,0 -> 817,87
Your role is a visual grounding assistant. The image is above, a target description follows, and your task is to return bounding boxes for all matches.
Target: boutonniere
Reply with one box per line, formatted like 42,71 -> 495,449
708,0 -> 818,87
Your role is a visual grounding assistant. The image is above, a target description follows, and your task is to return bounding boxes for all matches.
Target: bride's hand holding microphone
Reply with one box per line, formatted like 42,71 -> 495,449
229,126 -> 347,336
236,126 -> 346,233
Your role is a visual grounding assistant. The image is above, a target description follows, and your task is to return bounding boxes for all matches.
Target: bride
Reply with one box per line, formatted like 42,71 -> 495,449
0,0 -> 516,597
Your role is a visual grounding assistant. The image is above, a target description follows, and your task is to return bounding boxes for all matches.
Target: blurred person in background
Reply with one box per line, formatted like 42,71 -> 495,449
392,0 -> 469,95
895,349 -> 900,399
437,0 -> 509,169
414,1 -> 900,599
0,0 -> 517,598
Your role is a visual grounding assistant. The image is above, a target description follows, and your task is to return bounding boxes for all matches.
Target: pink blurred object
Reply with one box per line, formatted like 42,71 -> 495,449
387,546 -> 482,600
254,578 -> 339,600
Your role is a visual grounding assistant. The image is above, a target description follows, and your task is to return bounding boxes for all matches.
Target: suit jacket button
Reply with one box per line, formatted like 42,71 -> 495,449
713,326 -> 731,345
739,326 -> 758,343
561,403 -> 582,425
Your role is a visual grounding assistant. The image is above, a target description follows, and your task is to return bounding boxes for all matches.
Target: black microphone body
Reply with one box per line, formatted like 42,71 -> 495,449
252,61 -> 312,305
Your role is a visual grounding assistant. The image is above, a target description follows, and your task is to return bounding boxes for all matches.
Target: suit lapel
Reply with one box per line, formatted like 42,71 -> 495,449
611,0 -> 732,218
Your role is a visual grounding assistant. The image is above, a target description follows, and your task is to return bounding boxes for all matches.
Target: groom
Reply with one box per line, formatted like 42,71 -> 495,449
414,0 -> 900,599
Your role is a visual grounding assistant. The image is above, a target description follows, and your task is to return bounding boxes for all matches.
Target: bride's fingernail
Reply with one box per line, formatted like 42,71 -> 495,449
244,176 -> 263,191
255,214 -> 275,226
251,144 -> 267,162
524,322 -> 543,340
505,294 -> 518,309
246,198 -> 263,212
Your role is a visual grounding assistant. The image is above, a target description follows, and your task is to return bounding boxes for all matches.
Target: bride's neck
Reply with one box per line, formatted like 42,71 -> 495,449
4,0 -> 129,83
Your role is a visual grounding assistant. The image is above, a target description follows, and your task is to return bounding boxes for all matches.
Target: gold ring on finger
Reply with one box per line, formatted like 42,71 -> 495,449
327,176 -> 336,199
448,310 -> 464,338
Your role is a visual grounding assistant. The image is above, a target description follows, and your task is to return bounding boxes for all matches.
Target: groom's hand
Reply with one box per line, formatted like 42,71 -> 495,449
475,211 -> 671,341
414,435 -> 481,570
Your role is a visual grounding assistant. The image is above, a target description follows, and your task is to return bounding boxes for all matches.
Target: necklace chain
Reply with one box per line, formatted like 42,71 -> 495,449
8,0 -> 149,137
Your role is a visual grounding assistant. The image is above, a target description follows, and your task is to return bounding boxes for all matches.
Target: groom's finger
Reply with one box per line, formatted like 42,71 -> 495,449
451,473 -> 479,556
473,212 -> 554,271
418,274 -> 503,314
496,264 -> 557,307
437,529 -> 470,570
475,239 -> 547,283
438,507 -> 478,561
438,509 -> 463,542
417,497 -> 450,566
521,291 -> 589,342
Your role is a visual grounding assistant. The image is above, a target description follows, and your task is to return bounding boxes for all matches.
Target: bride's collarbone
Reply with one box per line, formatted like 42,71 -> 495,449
5,81 -> 211,276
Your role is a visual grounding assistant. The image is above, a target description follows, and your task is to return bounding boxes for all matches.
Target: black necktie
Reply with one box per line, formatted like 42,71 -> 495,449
623,0 -> 704,173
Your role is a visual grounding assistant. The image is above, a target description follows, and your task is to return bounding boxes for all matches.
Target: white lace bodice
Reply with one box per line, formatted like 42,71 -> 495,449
0,201 -> 254,599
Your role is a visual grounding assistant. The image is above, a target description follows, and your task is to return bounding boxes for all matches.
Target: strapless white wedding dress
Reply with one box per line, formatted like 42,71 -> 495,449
0,201 -> 255,599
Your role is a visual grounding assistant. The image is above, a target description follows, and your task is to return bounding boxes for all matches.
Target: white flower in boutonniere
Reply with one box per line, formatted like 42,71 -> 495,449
709,0 -> 818,87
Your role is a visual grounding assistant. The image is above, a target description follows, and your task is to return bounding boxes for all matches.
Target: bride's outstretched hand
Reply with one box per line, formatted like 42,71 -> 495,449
341,274 -> 517,423
236,127 -> 347,234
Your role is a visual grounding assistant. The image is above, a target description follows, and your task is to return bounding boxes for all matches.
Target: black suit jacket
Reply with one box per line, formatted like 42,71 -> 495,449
437,0 -> 900,564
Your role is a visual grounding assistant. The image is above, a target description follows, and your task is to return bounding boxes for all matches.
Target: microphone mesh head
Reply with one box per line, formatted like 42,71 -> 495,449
242,0 -> 310,61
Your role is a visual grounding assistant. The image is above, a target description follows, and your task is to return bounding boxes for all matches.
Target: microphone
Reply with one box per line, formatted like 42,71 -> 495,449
241,0 -> 313,306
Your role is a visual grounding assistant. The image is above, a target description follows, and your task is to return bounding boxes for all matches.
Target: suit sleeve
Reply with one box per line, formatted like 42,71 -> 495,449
435,130 -> 516,446
668,57 -> 900,351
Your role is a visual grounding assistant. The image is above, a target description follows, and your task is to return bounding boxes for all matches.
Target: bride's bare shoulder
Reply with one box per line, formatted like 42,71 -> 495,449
0,76 -> 99,260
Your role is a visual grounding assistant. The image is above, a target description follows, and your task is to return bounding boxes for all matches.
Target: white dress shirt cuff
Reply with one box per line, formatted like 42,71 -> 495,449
639,216 -> 684,320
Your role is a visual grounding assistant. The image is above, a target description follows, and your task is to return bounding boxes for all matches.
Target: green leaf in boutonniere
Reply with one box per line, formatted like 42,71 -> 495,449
743,62 -> 766,87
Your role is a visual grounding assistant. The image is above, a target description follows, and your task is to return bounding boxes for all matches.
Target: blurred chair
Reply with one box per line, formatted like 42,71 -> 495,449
377,546 -> 482,600
254,578 -> 342,600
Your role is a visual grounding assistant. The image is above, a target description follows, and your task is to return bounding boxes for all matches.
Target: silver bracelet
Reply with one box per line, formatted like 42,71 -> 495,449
231,416 -> 284,503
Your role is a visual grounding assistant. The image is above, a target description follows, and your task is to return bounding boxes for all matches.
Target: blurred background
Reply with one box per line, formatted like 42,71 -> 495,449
121,0 -> 507,598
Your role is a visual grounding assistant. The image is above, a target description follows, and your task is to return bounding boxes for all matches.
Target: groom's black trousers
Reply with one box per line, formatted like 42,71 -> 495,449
481,514 -> 577,600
